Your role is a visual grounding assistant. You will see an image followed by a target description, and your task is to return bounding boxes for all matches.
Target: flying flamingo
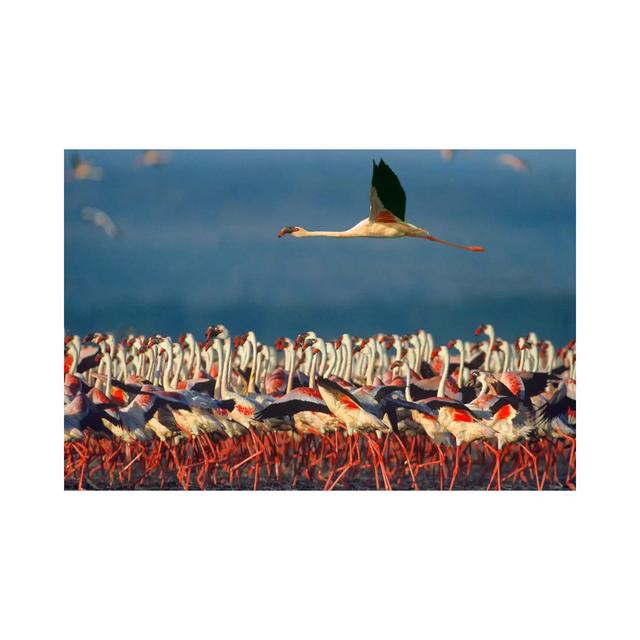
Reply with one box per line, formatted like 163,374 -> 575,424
67,152 -> 103,181
277,159 -> 485,252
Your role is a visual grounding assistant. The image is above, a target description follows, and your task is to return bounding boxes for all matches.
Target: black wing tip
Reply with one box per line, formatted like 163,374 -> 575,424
316,376 -> 333,389
370,157 -> 406,219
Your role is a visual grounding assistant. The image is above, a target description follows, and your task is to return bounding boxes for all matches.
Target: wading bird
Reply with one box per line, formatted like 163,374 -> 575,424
278,159 -> 485,252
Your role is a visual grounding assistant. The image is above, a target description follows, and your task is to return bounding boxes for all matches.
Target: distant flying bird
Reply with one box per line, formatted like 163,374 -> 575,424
68,152 -> 103,181
440,150 -> 455,162
81,207 -> 120,239
497,153 -> 529,173
134,150 -> 170,167
278,159 -> 485,252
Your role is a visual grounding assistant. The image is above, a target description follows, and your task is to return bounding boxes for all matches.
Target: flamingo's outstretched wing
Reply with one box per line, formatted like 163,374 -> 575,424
536,384 -> 575,427
316,377 -> 367,410
255,388 -> 330,420
369,159 -> 406,223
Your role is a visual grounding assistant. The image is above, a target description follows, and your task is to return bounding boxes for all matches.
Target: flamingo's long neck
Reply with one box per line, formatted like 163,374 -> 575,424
213,340 -> 224,399
193,340 -> 201,377
501,343 -> 511,374
378,339 -> 388,372
485,326 -> 495,371
285,345 -> 295,394
116,347 -> 127,381
95,357 -> 105,392
297,229 -> 350,238
148,347 -> 157,384
342,336 -> 353,382
334,344 -> 343,377
437,348 -> 449,398
239,342 -> 251,371
478,374 -> 488,397
104,353 -> 112,397
313,338 -> 327,377
393,334 -> 402,363
68,343 -> 79,375
365,343 -> 376,386
220,338 -> 232,399
171,344 -> 183,388
404,362 -> 413,402
162,341 -> 174,390
325,343 -> 336,376
203,345 -> 213,377
424,333 -> 433,370
456,341 -> 464,388
417,330 -> 427,370
308,350 -> 318,390
253,348 -> 264,393
247,332 -> 258,394
185,335 -> 195,377
546,341 -> 556,374
568,349 -> 576,379
518,343 -> 525,371
408,336 -> 420,371
530,342 -> 539,372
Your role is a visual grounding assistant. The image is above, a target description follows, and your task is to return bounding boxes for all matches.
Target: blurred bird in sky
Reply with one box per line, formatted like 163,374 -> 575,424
134,150 -> 171,167
497,153 -> 529,173
68,152 -> 104,181
81,206 -> 120,239
440,149 -> 455,162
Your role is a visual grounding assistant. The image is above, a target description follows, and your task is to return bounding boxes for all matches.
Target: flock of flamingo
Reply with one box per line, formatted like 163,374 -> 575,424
64,324 -> 576,490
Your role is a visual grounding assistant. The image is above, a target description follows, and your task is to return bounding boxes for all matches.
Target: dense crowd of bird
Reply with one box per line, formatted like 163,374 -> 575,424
64,324 -> 576,490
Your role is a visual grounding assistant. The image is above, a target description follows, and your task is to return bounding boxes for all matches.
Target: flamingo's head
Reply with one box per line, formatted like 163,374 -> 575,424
206,324 -> 226,339
474,324 -> 487,336
278,226 -> 301,238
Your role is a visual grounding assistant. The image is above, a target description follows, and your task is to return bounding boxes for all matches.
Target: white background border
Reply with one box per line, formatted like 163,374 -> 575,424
2,1 -> 637,639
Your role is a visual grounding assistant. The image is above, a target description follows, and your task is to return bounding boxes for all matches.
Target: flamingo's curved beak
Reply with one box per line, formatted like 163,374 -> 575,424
278,226 -> 296,238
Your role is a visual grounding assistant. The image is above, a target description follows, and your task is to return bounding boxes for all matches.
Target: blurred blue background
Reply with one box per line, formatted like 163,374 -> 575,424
64,150 -> 575,345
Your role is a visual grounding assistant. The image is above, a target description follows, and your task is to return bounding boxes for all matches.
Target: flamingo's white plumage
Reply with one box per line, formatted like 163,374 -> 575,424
278,159 -> 485,252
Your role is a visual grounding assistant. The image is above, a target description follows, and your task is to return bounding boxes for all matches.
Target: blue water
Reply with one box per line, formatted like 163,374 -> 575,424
64,150 -> 575,346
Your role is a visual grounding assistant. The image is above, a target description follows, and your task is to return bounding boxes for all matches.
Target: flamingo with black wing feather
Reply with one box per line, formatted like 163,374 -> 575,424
278,159 -> 485,252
